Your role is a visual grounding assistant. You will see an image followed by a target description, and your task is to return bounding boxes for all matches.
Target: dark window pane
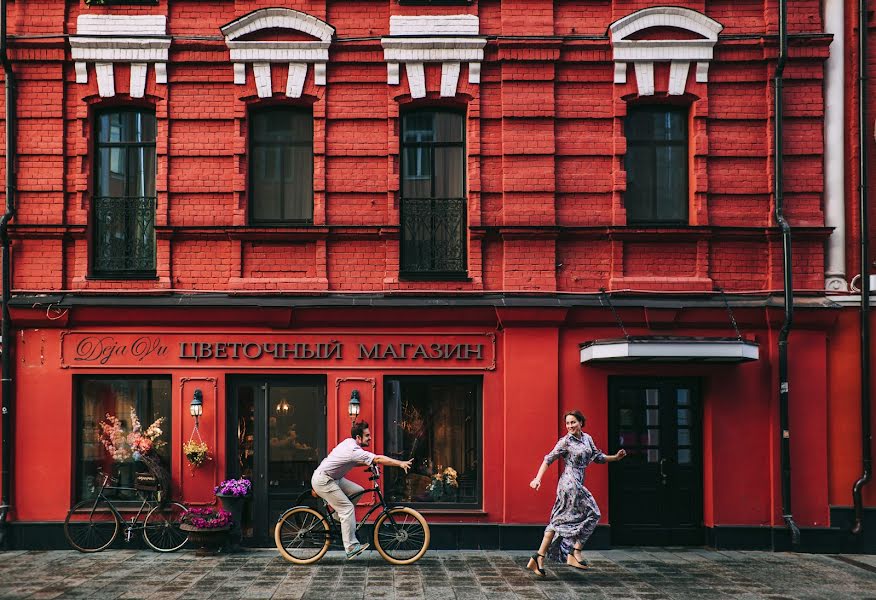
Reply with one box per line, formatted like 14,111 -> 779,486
434,147 -> 465,198
283,146 -> 314,221
76,377 -> 172,502
384,378 -> 481,506
402,146 -> 432,198
624,106 -> 688,224
250,109 -> 314,223
402,113 -> 434,143
434,112 -> 464,143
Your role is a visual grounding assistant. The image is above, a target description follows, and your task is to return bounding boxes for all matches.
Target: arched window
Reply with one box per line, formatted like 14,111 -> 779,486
249,108 -> 314,224
93,108 -> 157,277
624,106 -> 689,225
400,109 -> 466,275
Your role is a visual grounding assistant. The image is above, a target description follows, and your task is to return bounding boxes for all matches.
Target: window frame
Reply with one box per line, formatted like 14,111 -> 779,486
382,375 -> 482,510
623,105 -> 689,226
399,108 -> 468,278
73,374 -> 172,506
248,106 -> 315,226
90,107 -> 158,279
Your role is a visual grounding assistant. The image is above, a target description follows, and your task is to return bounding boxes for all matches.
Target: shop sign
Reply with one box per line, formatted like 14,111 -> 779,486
60,331 -> 496,370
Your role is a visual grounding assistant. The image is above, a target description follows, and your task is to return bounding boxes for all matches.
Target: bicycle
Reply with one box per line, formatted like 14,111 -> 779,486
274,465 -> 430,565
64,468 -> 189,553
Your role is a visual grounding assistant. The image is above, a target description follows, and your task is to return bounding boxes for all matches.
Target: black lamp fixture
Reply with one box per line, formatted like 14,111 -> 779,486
348,389 -> 361,422
190,388 -> 204,428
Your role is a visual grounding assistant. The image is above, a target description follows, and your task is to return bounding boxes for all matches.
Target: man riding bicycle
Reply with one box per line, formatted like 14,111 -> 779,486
311,420 -> 412,559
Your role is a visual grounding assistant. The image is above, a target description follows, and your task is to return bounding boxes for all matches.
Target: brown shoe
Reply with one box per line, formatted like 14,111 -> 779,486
526,553 -> 546,577
566,552 -> 588,570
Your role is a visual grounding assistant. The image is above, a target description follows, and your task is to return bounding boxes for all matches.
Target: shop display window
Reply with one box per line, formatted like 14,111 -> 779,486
75,376 -> 172,503
383,376 -> 481,507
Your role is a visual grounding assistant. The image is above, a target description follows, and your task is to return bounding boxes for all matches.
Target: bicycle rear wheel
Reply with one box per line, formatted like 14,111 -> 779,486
64,499 -> 120,553
373,506 -> 430,565
275,506 -> 331,564
143,501 -> 189,552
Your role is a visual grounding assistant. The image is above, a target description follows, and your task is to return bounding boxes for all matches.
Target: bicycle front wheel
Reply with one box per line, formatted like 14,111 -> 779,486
275,506 -> 331,564
64,499 -> 120,553
373,506 -> 430,565
143,502 -> 189,552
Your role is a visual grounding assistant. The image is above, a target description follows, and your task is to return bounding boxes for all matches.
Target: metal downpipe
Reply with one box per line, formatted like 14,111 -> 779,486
774,0 -> 801,548
852,0 -> 872,536
0,0 -> 16,550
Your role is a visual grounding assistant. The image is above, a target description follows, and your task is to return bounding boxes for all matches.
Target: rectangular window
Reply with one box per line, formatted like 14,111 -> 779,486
93,110 -> 157,277
400,110 -> 467,276
624,106 -> 689,225
250,108 -> 314,224
75,377 -> 172,503
383,376 -> 481,507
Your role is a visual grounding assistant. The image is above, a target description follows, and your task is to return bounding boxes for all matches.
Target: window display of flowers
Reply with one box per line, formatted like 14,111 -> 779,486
98,407 -> 165,462
184,439 -> 210,468
127,407 -> 166,461
181,507 -> 232,529
214,478 -> 252,497
427,466 -> 459,502
98,414 -> 131,462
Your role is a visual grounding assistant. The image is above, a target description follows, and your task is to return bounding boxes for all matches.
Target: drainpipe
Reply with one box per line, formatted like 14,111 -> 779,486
825,0 -> 847,292
851,0 -> 872,536
0,0 -> 16,550
774,0 -> 801,548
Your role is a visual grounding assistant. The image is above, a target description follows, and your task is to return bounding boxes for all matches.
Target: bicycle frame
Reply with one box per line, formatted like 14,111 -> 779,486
85,472 -> 160,538
306,467 -> 406,540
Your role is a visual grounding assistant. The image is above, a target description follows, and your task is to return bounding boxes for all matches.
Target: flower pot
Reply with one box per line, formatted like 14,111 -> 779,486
180,524 -> 230,556
216,493 -> 249,551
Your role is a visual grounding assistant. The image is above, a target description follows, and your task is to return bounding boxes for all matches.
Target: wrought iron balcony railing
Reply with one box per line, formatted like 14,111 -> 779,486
92,196 -> 157,277
400,197 -> 466,276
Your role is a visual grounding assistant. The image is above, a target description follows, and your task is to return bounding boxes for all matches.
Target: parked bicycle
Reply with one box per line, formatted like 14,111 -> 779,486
274,465 -> 430,565
64,468 -> 189,553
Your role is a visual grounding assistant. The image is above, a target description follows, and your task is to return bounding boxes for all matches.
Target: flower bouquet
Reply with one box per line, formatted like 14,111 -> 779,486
427,466 -> 459,502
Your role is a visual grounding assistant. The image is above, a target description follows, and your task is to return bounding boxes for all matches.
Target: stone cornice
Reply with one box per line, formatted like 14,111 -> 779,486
70,15 -> 170,98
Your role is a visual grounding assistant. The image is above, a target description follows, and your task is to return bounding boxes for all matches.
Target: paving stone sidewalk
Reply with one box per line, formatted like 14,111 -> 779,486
1,548 -> 875,600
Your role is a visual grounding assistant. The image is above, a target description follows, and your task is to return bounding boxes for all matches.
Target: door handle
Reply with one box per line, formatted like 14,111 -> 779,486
659,458 -> 669,485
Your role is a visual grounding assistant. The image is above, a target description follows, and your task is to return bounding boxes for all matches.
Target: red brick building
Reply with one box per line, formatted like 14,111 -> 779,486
0,0 -> 872,552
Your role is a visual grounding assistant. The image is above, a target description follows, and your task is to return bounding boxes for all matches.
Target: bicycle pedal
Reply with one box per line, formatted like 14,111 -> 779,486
124,529 -> 132,542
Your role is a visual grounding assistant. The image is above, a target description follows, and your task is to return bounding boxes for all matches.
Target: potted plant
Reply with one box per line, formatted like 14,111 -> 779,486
183,439 -> 210,471
179,507 -> 231,556
214,478 -> 252,550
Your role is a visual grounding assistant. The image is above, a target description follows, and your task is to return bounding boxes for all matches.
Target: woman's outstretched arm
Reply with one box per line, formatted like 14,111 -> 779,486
530,461 -> 550,490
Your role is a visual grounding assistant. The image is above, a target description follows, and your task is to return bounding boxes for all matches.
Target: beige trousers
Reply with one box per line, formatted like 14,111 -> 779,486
311,471 -> 365,551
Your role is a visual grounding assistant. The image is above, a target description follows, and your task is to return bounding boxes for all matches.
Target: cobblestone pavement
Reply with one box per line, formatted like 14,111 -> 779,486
1,549 -> 875,600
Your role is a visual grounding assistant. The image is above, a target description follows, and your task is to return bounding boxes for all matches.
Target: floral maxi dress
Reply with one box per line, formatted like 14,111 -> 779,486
543,432 -> 606,562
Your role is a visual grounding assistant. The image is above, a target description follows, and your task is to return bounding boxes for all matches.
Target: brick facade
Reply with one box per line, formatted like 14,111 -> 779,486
0,0 -> 838,295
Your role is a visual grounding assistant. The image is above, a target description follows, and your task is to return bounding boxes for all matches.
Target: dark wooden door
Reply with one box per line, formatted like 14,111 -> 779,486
228,376 -> 326,545
608,378 -> 703,545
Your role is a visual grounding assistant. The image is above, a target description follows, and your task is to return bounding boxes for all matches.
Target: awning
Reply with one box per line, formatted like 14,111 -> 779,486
579,336 -> 759,363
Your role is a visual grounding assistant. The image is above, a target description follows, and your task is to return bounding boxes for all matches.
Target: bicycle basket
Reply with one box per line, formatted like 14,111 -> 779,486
135,473 -> 159,491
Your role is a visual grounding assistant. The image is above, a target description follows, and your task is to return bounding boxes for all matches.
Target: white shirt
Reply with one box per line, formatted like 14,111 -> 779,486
314,438 -> 376,481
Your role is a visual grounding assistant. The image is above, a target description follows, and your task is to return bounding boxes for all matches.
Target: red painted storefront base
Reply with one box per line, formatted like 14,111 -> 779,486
1,300 -> 872,551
